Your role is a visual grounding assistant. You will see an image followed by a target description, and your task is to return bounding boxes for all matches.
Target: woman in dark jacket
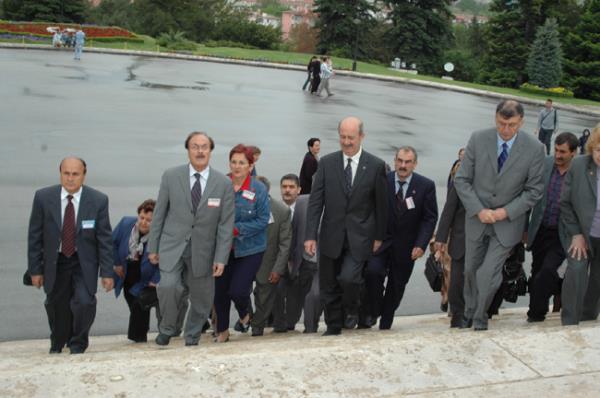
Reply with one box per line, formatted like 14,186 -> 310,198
112,199 -> 160,343
213,144 -> 270,343
299,137 -> 320,194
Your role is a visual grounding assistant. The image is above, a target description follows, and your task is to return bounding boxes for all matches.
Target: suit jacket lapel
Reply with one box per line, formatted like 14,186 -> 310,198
179,166 -> 193,212
586,157 -> 598,201
486,130 -> 499,174
350,152 -> 368,197
50,185 -> 62,230
198,167 -> 217,210
335,152 -> 348,195
76,186 -> 88,233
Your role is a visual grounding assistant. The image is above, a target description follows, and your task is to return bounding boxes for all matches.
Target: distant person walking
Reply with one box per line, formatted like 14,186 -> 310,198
536,99 -> 559,155
74,29 -> 85,60
309,56 -> 321,94
302,56 -> 317,91
299,137 -> 320,194
317,57 -> 334,97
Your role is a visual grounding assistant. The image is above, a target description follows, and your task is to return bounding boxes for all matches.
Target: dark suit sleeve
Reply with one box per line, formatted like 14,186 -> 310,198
559,164 -> 582,237
96,194 -> 113,278
436,185 -> 458,244
112,218 -> 125,267
27,190 -> 44,276
273,208 -> 292,275
306,160 -> 325,241
415,180 -> 438,250
374,161 -> 388,241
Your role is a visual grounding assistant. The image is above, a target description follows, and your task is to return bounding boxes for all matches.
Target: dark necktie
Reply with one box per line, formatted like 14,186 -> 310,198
191,173 -> 202,212
498,143 -> 509,172
396,181 -> 406,210
344,158 -> 353,192
61,195 -> 76,257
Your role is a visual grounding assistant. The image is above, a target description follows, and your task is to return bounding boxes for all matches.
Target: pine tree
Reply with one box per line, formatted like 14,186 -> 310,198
384,0 -> 453,75
2,0 -> 87,23
314,0 -> 375,57
563,0 -> 600,100
526,18 -> 562,88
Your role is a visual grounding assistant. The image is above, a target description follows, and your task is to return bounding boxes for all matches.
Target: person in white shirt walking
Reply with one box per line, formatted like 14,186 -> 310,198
317,57 -> 334,97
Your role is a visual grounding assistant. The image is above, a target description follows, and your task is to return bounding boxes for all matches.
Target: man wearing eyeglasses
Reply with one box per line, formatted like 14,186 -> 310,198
148,132 -> 235,346
454,100 -> 545,331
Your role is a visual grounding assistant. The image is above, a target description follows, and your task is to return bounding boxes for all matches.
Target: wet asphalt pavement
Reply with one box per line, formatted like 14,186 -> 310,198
1,48 -> 598,341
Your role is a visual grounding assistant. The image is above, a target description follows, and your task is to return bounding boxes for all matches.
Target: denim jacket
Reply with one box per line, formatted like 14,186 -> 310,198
232,175 -> 270,258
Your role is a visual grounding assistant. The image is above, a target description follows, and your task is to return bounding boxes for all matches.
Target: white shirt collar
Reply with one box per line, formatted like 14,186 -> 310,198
61,186 -> 82,202
395,173 -> 413,188
343,147 -> 363,164
189,164 -> 210,180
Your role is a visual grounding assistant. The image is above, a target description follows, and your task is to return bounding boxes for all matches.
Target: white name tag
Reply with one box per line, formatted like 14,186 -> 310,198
208,198 -> 221,208
405,197 -> 415,210
82,220 -> 95,229
242,190 -> 256,201
268,212 -> 275,224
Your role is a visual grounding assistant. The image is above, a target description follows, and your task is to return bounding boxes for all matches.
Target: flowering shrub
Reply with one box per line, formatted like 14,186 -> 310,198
520,82 -> 574,98
0,21 -> 139,40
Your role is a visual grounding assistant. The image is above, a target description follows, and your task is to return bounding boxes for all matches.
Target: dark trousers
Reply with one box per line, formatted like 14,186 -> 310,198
319,248 -> 364,330
214,251 -> 263,333
45,254 -> 96,351
538,128 -> 553,155
251,281 -> 278,330
123,289 -> 153,342
362,249 -> 389,321
379,253 -> 416,329
310,75 -> 321,93
528,226 -> 566,319
273,260 -> 317,330
303,268 -> 323,332
448,256 -> 465,323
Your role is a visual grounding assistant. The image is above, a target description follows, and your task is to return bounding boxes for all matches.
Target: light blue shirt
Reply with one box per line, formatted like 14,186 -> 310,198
395,173 -> 413,198
497,133 -> 517,156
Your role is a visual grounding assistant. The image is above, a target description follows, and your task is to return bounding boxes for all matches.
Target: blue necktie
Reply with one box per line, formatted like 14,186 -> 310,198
498,143 -> 508,172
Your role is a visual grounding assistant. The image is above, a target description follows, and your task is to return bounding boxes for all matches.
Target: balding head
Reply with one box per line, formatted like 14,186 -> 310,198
338,116 -> 364,157
59,157 -> 87,194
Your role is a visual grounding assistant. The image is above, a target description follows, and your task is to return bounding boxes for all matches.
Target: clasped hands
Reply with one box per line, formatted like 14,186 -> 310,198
478,208 -> 508,224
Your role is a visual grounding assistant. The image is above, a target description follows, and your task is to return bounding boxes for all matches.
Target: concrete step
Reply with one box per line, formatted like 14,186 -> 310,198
1,308 -> 599,397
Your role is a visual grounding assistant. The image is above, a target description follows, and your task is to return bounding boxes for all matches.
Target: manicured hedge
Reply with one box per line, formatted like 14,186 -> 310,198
520,83 -> 574,98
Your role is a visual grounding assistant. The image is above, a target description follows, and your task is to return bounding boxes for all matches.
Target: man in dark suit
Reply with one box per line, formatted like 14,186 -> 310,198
273,174 -> 319,333
305,116 -> 388,335
251,176 -> 292,336
28,157 -> 113,354
454,100 -> 545,331
362,147 -> 438,330
526,132 -> 578,322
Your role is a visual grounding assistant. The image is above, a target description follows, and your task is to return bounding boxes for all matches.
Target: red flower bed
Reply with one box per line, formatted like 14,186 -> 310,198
0,21 -> 136,38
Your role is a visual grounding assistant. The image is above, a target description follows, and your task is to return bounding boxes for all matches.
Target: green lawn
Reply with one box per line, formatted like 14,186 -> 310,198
3,35 -> 599,108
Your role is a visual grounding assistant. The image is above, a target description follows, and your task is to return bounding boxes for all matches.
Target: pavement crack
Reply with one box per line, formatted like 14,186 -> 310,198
490,337 -> 544,378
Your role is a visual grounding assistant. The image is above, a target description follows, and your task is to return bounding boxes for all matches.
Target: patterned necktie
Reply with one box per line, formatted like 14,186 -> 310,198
191,173 -> 202,212
61,195 -> 76,257
344,158 -> 353,192
396,181 -> 406,210
498,143 -> 509,172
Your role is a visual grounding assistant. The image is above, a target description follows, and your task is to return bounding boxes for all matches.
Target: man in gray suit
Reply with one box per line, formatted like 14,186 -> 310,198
273,174 -> 320,333
526,132 -> 578,322
148,132 -> 235,346
560,124 -> 600,325
454,100 -> 545,331
251,176 -> 292,336
305,116 -> 388,335
28,157 -> 113,354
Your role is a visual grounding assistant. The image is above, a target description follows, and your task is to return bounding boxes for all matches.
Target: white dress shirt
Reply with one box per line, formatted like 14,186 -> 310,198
343,147 -> 363,185
61,186 -> 82,227
189,164 -> 210,193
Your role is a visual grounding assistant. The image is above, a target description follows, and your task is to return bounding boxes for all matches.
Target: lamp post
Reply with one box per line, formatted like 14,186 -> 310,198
352,17 -> 360,72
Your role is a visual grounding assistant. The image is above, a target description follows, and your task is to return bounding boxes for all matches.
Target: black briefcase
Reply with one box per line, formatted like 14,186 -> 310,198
424,253 -> 443,292
137,286 -> 159,311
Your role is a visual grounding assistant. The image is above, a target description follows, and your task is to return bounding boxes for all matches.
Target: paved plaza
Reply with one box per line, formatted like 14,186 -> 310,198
1,48 -> 598,341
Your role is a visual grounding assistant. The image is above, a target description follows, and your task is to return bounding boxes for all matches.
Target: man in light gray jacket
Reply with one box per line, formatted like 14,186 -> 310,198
148,132 -> 235,346
454,100 -> 545,331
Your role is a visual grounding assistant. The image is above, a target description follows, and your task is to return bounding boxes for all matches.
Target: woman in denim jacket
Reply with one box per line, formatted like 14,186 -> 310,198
214,144 -> 270,342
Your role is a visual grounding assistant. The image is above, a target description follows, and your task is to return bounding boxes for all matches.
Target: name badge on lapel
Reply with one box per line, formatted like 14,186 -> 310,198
242,190 -> 256,201
405,197 -> 415,210
82,220 -> 95,229
208,198 -> 221,208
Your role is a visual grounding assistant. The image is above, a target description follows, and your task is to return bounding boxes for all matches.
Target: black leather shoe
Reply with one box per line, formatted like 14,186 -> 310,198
358,315 -> 376,329
459,317 -> 473,329
474,319 -> 488,331
273,327 -> 288,333
69,347 -> 86,354
343,314 -> 358,330
49,347 -> 62,354
185,339 -> 199,346
155,333 -> 171,346
251,327 -> 263,337
450,314 -> 464,328
322,328 -> 341,336
302,329 -> 317,334
527,316 -> 545,323
201,320 -> 211,333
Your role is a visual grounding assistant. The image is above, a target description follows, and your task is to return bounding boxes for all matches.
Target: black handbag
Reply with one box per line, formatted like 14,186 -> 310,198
137,286 -> 158,311
424,253 -> 443,292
